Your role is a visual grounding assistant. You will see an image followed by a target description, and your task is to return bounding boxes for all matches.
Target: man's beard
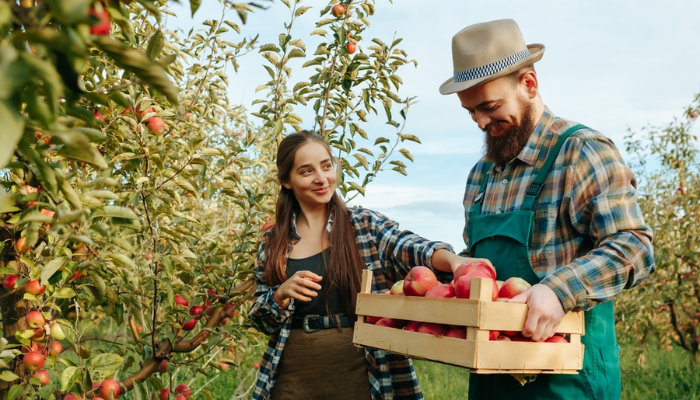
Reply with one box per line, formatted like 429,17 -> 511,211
483,101 -> 535,167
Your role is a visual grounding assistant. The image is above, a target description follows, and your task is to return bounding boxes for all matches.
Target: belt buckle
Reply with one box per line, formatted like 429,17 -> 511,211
302,314 -> 320,334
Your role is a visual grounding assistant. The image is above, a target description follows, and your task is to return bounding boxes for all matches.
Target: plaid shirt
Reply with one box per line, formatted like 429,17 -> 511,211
460,107 -> 654,313
249,207 -> 453,400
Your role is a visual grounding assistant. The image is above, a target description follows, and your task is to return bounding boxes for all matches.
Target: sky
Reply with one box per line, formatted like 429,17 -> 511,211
167,0 -> 700,253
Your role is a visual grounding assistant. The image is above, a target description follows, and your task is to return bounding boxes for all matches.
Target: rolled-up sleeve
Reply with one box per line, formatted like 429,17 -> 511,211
540,137 -> 654,312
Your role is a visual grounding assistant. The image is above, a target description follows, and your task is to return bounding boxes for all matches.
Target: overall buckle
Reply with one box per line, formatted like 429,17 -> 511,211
302,314 -> 321,334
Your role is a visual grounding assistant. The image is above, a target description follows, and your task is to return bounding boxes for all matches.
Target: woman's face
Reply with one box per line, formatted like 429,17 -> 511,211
282,141 -> 337,209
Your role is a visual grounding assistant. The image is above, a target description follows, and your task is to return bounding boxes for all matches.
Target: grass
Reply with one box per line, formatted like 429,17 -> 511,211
413,344 -> 700,400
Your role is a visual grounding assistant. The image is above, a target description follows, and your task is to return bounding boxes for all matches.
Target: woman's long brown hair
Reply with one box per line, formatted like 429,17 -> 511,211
264,130 -> 365,320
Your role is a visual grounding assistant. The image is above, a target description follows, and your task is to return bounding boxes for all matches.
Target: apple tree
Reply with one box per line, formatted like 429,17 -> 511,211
616,95 -> 700,364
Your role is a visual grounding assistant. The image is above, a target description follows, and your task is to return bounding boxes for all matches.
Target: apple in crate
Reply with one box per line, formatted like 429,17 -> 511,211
425,284 -> 455,298
390,280 -> 404,295
376,318 -> 408,329
445,328 -> 466,339
405,321 -> 423,332
403,267 -> 438,296
545,335 -> 569,343
496,335 -> 512,341
454,271 -> 498,300
498,277 -> 531,299
417,323 -> 449,337
453,261 -> 496,282
366,316 -> 382,324
489,330 -> 500,340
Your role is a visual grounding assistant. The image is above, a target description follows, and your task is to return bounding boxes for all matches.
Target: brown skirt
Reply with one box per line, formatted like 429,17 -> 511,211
271,327 -> 372,400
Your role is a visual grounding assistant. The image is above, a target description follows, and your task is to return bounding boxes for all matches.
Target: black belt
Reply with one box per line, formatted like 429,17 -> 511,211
290,314 -> 353,333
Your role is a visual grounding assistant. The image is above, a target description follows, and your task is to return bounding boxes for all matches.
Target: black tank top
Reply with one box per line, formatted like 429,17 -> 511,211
286,248 -> 345,316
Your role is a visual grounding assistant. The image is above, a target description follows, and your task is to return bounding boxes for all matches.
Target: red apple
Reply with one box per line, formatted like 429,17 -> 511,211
49,341 -> 62,356
545,335 -> 569,343
453,261 -> 496,281
189,305 -> 204,316
33,369 -> 50,386
496,335 -> 511,341
99,379 -> 120,399
417,323 -> 449,337
219,317 -> 229,326
489,330 -> 500,341
261,221 -> 275,232
25,280 -> 45,296
498,277 -> 531,299
176,396 -> 186,400
26,311 -> 45,328
175,384 -> 191,396
219,362 -> 229,371
405,321 -> 423,332
31,326 -> 45,341
147,116 -> 166,134
403,267 -> 438,296
425,284 -> 455,298
159,359 -> 168,373
445,328 -> 467,339
135,325 -> 143,333
496,280 -> 504,290
93,112 -> 105,122
182,319 -> 197,331
331,3 -> 345,17
159,389 -> 170,400
375,318 -> 401,328
136,105 -> 154,120
3,274 -> 19,291
346,43 -> 356,54
89,6 -> 111,35
23,351 -> 45,371
691,113 -> 698,119
253,362 -> 261,369
454,271 -> 498,300
175,295 -> 189,307
365,316 -> 381,324
510,334 -> 531,342
390,280 -> 404,295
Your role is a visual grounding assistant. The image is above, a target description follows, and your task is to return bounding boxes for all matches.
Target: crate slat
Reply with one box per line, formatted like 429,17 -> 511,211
356,294 -> 481,326
480,302 -> 585,334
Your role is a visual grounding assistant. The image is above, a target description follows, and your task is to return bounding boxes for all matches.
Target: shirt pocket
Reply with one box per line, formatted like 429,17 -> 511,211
532,203 -> 558,260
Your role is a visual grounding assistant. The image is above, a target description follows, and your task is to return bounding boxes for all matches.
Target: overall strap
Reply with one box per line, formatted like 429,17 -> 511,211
521,124 -> 588,211
471,162 -> 493,216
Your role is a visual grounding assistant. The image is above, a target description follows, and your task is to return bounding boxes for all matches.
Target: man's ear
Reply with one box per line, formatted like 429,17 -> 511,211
521,70 -> 539,100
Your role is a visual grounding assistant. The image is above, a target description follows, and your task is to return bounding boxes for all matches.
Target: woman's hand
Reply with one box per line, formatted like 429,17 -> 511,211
273,270 -> 322,309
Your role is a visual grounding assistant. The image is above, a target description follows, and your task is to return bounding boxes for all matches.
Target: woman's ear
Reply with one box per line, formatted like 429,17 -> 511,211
282,181 -> 292,190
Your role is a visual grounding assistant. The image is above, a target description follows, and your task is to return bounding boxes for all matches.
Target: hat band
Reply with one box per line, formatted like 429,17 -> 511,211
453,49 -> 531,82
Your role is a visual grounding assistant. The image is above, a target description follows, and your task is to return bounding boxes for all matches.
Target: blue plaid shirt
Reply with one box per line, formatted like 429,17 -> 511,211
249,207 -> 453,400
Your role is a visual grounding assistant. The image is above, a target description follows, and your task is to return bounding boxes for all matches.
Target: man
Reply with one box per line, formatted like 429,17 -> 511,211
440,19 -> 654,399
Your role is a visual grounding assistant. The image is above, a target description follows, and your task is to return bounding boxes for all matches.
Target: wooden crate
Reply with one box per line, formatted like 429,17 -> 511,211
353,270 -> 585,374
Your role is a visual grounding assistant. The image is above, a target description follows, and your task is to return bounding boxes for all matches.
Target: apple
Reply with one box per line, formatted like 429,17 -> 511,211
365,316 -> 381,324
498,277 -> 531,299
49,341 -> 62,356
25,280 -> 45,296
219,362 -> 229,371
175,384 -> 191,396
253,362 -> 261,369
219,317 -> 229,326
175,295 -> 189,307
496,335 -> 511,341
89,6 -> 111,35
346,43 -> 356,54
405,321 -> 423,332
331,3 -> 345,17
15,236 -> 31,254
454,271 -> 498,300
176,396 -> 186,400
208,289 -> 217,296
159,389 -> 170,400
510,334 -> 530,342
261,221 -> 275,232
51,323 -> 66,340
144,253 -> 154,260
403,267 -> 438,296
453,261 -> 496,281
375,318 -> 406,329
31,326 -> 45,341
94,112 -> 105,122
496,280 -> 504,290
545,335 -> 569,343
24,351 -> 45,371
136,105 -> 154,120
691,113 -> 698,119
389,280 -> 405,295
417,323 -> 449,337
33,369 -> 50,386
3,274 -> 19,291
135,325 -> 143,333
182,319 -> 197,331
147,116 -> 167,134
99,379 -> 120,398
189,305 -> 204,316
64,394 -> 77,400
425,284 -> 455,298
158,359 -> 168,374
489,330 -> 500,341
445,328 -> 467,339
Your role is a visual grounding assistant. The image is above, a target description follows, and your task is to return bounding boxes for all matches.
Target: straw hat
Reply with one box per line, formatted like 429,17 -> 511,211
439,19 -> 545,95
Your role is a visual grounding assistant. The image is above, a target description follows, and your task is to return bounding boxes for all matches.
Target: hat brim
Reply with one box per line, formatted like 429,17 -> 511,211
439,43 -> 545,95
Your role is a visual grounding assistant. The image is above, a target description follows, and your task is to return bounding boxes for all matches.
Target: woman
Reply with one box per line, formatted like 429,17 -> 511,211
249,130 -> 480,400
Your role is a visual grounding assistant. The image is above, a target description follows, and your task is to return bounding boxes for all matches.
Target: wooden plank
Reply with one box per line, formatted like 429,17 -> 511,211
471,369 -> 579,375
355,294 -> 481,326
354,322 -> 477,368
360,269 -> 373,294
480,302 -> 584,334
474,341 -> 584,371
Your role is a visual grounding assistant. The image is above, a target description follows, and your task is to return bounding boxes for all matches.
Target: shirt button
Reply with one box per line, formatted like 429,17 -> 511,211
502,179 -> 508,184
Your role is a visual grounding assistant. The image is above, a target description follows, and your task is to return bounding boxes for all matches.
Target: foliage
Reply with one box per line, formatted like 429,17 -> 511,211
616,94 -> 700,363
0,0 -> 421,398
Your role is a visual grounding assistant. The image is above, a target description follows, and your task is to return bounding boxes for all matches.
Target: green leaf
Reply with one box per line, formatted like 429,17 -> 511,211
41,257 -> 66,285
146,30 -> 164,61
189,0 -> 202,16
347,181 -> 365,196
398,134 -> 421,144
399,148 -> 414,162
89,353 -> 123,371
53,287 -> 77,299
46,0 -> 91,24
0,100 -> 25,170
374,137 -> 390,145
6,384 -> 23,400
107,91 -> 130,108
295,6 -> 312,17
288,48 -> 305,59
93,36 -> 179,105
23,293 -> 38,302
61,366 -> 80,392
108,254 -> 135,269
92,206 -> 139,220
51,130 -> 107,170
0,370 -> 19,382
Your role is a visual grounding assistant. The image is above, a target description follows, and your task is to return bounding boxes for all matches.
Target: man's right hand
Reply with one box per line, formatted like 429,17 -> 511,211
273,270 -> 322,309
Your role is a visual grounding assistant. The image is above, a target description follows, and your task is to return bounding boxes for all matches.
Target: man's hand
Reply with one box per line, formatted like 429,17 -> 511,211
273,270 -> 322,309
507,283 -> 565,341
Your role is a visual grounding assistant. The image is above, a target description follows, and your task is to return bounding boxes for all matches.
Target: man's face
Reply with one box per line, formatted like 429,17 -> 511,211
456,76 -> 536,166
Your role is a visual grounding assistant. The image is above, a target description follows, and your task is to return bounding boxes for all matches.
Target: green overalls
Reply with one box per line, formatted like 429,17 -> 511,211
466,125 -> 621,400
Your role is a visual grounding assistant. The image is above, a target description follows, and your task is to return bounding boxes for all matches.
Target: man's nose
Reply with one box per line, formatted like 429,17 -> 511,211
475,111 -> 491,131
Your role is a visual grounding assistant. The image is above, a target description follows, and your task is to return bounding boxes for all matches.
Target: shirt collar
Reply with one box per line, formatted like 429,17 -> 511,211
291,211 -> 333,241
516,106 -> 557,167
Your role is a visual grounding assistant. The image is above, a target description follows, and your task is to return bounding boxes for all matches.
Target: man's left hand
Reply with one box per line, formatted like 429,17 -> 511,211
507,284 -> 565,341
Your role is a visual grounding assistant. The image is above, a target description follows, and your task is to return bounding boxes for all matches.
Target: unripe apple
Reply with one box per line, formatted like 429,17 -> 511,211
50,323 -> 66,340
89,6 -> 111,35
26,310 -> 45,328
147,116 -> 167,134
182,319 -> 197,331
390,280 -> 404,295
175,295 -> 189,307
345,42 -> 356,54
331,3 -> 345,17
25,280 -> 45,296
159,359 -> 168,374
23,351 -> 45,371
15,237 -> 31,254
403,267 -> 438,296
99,379 -> 120,399
49,341 -> 63,356
189,305 -> 204,316
159,389 -> 170,400
33,369 -> 50,386
3,274 -> 19,291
